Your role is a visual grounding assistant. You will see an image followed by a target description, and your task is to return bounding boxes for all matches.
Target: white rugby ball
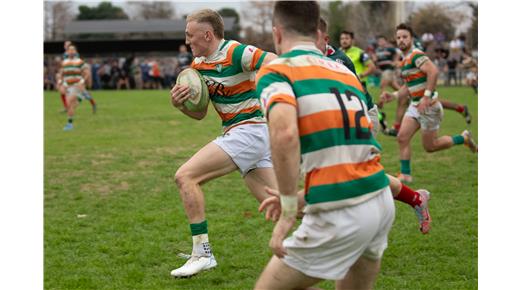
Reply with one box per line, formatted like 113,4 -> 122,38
176,68 -> 209,112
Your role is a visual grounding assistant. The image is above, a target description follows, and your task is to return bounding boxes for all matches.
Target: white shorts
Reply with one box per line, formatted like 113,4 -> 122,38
65,86 -> 84,100
212,123 -> 272,176
404,101 -> 444,131
367,105 -> 380,137
282,187 -> 395,280
381,69 -> 396,83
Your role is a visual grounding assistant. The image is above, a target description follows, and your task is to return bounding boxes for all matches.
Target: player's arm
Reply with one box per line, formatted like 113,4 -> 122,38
359,52 -> 376,78
380,84 -> 409,104
267,102 -> 300,258
256,67 -> 299,258
417,58 -> 439,112
238,44 -> 277,72
81,65 -> 91,89
418,59 -> 438,93
170,84 -> 208,120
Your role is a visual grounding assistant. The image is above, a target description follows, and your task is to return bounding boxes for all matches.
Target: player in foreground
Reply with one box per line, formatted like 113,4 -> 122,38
169,9 -> 277,278
317,18 -> 431,234
254,2 -> 395,289
57,45 -> 90,131
381,23 -> 477,183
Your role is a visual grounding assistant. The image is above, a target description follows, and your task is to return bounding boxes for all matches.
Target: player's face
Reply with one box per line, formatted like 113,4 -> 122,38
377,38 -> 386,48
396,29 -> 412,52
66,46 -> 77,56
340,34 -> 353,49
185,21 -> 212,57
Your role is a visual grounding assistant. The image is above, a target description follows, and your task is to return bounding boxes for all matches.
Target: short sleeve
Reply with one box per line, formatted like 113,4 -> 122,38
412,52 -> 429,68
256,67 -> 296,118
237,44 -> 268,72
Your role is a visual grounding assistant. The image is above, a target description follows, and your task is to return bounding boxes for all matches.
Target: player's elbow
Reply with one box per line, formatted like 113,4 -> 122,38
271,125 -> 299,149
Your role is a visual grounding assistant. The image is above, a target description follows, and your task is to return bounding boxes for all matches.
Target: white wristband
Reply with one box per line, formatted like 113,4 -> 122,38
280,194 -> 298,219
424,90 -> 432,98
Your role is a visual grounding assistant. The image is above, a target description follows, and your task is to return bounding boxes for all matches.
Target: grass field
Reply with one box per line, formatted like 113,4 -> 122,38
44,86 -> 477,289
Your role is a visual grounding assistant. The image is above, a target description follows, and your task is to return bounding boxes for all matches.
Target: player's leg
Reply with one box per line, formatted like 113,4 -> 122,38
388,174 -> 431,234
244,167 -> 277,203
336,257 -> 381,290
439,99 -> 471,125
385,93 -> 409,137
59,84 -> 68,112
64,91 -> 78,131
171,142 -> 238,277
81,87 -> 97,114
420,101 -> 469,153
397,115 -> 420,182
255,256 -> 322,290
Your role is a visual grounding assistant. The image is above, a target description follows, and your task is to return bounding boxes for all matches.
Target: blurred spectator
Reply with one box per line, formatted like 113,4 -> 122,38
98,60 -> 112,89
148,60 -> 163,89
131,58 -> 143,89
177,44 -> 193,74
110,59 -> 129,90
90,58 -> 101,90
44,65 -> 55,91
446,56 -> 459,86
163,58 -> 179,88
140,60 -> 151,89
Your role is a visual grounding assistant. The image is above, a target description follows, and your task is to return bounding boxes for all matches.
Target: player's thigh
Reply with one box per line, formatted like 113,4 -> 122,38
243,167 -> 278,202
397,116 -> 420,143
420,129 -> 439,150
176,142 -> 238,185
254,256 -> 321,290
336,256 -> 381,290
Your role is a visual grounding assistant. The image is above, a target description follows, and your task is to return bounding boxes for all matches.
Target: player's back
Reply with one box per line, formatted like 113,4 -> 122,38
257,45 -> 389,213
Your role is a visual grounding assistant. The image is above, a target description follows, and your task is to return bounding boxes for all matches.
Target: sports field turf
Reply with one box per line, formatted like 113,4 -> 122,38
44,86 -> 477,289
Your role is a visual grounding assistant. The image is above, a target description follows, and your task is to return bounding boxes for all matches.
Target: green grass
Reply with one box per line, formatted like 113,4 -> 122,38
44,86 -> 477,289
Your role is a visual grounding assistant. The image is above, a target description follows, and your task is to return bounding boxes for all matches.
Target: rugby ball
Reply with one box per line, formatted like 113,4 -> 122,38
176,68 -> 209,112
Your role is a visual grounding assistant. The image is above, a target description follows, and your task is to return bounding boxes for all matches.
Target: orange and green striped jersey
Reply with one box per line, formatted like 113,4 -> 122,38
62,57 -> 85,86
256,44 -> 389,213
400,47 -> 429,103
191,39 -> 268,133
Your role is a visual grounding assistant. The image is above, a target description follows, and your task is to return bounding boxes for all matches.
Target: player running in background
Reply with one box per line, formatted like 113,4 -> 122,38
375,35 -> 401,93
255,2 -> 394,288
62,41 -> 97,113
169,9 -> 278,278
58,45 -> 90,131
339,30 -> 376,90
382,23 -> 477,183
317,17 -> 431,234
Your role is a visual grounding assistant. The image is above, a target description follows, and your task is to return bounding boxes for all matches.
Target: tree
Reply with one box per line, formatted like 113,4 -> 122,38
468,3 -> 478,49
129,2 -> 175,20
409,3 -> 456,41
44,1 -> 73,40
240,1 -> 274,51
218,7 -> 241,41
76,2 -> 128,20
322,1 -> 347,48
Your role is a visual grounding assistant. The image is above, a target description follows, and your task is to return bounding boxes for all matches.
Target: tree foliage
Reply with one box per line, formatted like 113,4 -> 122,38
129,2 -> 175,20
409,3 -> 456,40
468,3 -> 478,49
77,2 -> 129,20
218,8 -> 241,41
44,1 -> 73,40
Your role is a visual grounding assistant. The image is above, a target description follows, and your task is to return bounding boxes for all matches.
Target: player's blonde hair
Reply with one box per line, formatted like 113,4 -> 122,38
186,9 -> 224,39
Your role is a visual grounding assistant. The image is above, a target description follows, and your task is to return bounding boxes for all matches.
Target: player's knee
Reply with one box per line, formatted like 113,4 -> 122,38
174,168 -> 192,189
396,134 -> 408,145
423,143 -> 436,153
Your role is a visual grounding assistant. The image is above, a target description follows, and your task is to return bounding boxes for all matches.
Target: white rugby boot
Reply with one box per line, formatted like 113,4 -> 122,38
170,253 -> 217,278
